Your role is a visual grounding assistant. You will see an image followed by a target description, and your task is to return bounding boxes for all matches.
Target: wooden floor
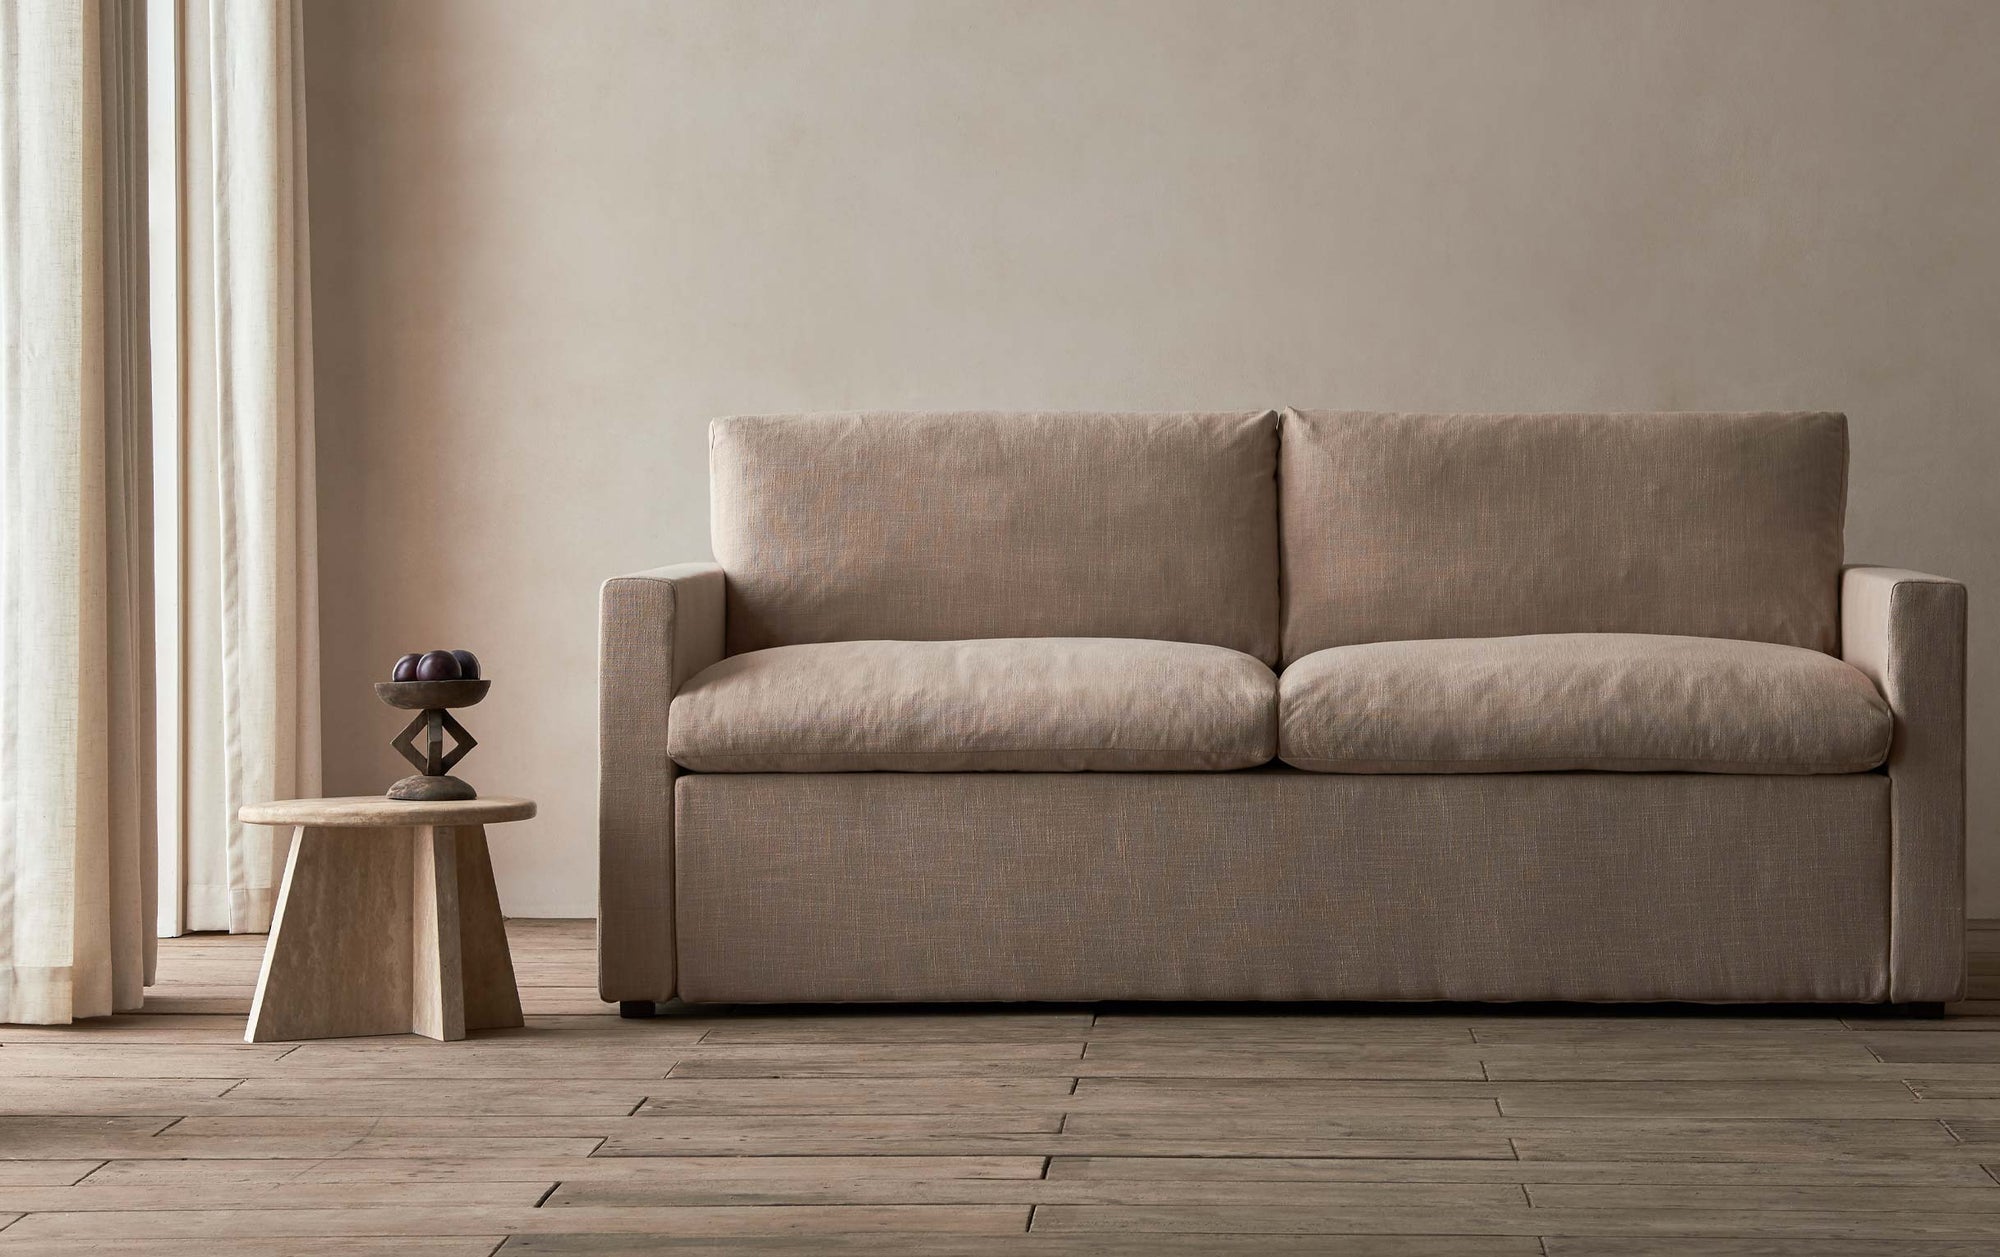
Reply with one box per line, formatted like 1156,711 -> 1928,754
5,925 -> 2000,1255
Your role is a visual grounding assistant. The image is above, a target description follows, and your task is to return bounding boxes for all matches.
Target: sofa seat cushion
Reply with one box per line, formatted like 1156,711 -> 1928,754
1279,634 -> 1891,774
670,638 -> 1278,772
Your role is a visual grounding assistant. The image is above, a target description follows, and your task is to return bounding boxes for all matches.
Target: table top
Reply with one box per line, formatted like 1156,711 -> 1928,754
238,796 -> 537,828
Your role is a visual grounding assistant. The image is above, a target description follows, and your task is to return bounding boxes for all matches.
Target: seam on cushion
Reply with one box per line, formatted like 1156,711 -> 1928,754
676,746 -> 1271,766
1279,753 -> 1884,773
674,760 -> 1269,772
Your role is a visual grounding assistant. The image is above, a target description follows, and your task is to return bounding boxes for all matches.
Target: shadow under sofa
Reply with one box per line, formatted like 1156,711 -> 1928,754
597,409 -> 1966,1010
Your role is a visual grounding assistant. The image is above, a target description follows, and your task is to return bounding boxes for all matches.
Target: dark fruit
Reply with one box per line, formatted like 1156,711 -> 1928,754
414,649 -> 463,681
450,649 -> 481,680
391,653 -> 421,682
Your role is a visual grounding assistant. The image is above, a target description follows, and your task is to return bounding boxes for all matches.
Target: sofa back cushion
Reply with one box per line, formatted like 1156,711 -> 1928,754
1279,410 -> 1847,663
712,411 -> 1282,662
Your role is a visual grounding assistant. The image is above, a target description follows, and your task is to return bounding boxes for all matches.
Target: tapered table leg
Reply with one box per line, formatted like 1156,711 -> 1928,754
248,826 -> 416,1042
410,825 -> 466,1040
452,824 -> 525,1032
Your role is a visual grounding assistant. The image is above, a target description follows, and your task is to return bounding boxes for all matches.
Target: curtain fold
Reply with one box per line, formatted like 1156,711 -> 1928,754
179,0 -> 319,933
1,0 -> 157,1023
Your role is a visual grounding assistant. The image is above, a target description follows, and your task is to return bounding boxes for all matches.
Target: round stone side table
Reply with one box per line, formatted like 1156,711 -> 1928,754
237,795 -> 535,1043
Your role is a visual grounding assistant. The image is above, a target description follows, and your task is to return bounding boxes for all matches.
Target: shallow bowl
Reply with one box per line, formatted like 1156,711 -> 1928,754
374,678 -> 491,710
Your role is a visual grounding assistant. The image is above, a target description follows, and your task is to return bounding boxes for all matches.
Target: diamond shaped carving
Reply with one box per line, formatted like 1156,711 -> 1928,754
393,709 -> 478,777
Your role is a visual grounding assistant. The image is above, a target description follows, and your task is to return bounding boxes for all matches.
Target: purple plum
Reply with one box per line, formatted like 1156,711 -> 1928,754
391,653 -> 421,682
450,649 -> 481,680
414,649 -> 462,681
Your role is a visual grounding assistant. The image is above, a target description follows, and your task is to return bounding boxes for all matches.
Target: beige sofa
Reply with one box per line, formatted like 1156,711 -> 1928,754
599,410 -> 1965,1012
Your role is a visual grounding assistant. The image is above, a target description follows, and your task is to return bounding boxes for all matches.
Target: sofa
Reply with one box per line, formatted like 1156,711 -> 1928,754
598,409 -> 1966,1011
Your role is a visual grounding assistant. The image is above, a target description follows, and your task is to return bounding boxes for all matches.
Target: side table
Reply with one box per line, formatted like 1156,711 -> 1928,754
237,795 -> 536,1042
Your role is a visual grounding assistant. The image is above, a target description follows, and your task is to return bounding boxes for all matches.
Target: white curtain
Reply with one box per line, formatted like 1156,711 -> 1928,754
177,0 -> 319,933
1,0 -> 157,1023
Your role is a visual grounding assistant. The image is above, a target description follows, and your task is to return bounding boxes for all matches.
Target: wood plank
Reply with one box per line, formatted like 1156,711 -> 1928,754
1511,1117 -> 1971,1162
1082,1016 -> 1478,1045
1468,1020 -> 1854,1044
0,1243 -> 500,1257
0,1161 -> 102,1186
1939,1119 -> 2000,1145
1056,1112 -> 1961,1150
0,1118 -> 174,1159
0,1015 -> 306,1043
1543,1241 -> 2000,1256
0,1112 -> 599,1160
494,1238 -> 1541,1257
85,1154 -> 1049,1186
1531,1182 -> 2000,1211
636,1078 -> 1080,1114
1491,1080 -> 1930,1117
0,1204 -> 1032,1240
1061,1044 -> 1488,1079
0,1045 -> 296,1077
1051,1156 -> 1995,1186
547,1178 -> 1529,1208
0,1042 -> 674,1080
0,1179 -> 551,1211
1065,1076 -> 1932,1119
1867,1035 -> 2000,1063
1477,1042 -> 1893,1081
1029,1203 -> 2000,1238
695,1014 -> 1095,1044
0,1079 -> 236,1114
160,1113 -> 1066,1143
196,1077 -> 654,1116
603,1132 -> 1513,1160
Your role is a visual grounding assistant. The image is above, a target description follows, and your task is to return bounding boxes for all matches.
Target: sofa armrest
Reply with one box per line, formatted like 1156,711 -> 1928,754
598,562 -> 726,1003
1842,565 -> 1967,1002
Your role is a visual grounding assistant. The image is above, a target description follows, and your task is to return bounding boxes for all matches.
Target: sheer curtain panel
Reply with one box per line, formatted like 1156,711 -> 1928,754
177,0 -> 320,932
1,0 -> 157,1023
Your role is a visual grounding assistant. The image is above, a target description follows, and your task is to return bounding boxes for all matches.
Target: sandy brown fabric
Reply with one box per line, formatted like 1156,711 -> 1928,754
597,563 -> 725,1003
670,638 -> 1277,772
674,770 -> 1890,1004
1842,567 -> 1968,1002
711,411 -> 1282,663
1280,634 -> 1891,774
1278,411 -> 1849,663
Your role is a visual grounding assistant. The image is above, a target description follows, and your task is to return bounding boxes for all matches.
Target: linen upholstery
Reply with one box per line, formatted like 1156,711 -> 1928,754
597,563 -> 725,1003
674,771 -> 1890,1004
1842,567 -> 1968,1002
669,639 -> 1276,772
711,411 -> 1282,663
1278,410 -> 1848,663
1280,634 -> 1890,774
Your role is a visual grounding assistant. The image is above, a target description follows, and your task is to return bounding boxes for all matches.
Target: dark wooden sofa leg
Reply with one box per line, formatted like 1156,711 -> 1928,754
619,1000 -> 657,1019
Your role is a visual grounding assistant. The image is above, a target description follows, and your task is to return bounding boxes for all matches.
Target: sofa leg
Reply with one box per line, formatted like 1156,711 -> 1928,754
619,1000 -> 657,1019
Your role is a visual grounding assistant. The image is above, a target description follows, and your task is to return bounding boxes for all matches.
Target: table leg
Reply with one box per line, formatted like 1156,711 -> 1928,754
452,824 -> 525,1032
247,825 -> 415,1042
410,826 -> 466,1041
246,823 -> 523,1042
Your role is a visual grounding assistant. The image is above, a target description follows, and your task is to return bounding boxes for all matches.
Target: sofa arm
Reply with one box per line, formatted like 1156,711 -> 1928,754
1842,565 -> 1967,1002
598,562 -> 726,1003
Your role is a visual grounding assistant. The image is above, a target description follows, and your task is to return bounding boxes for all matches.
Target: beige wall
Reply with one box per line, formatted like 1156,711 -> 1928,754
306,0 -> 2000,918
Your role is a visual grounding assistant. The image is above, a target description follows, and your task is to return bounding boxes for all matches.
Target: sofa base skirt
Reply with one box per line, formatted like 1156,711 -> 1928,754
672,770 -> 1891,1004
